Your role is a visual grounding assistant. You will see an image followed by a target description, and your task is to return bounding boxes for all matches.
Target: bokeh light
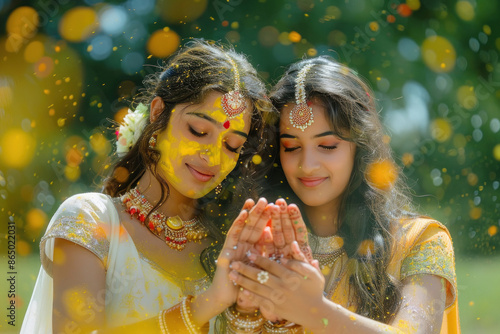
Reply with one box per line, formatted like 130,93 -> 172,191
430,118 -> 453,143
24,40 -> 44,63
421,36 -> 456,73
121,51 -> 144,75
147,28 -> 180,58
99,5 -> 128,36
456,1 -> 475,21
88,35 -> 113,61
0,128 -> 36,169
59,7 -> 99,42
398,38 -> 420,61
158,0 -> 207,23
457,85 -> 477,110
6,6 -> 39,39
125,0 -> 155,15
366,160 -> 398,191
26,208 -> 48,235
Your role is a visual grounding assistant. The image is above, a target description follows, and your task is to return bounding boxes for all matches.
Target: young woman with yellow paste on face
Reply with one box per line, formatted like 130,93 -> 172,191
228,58 -> 460,333
21,40 -> 278,334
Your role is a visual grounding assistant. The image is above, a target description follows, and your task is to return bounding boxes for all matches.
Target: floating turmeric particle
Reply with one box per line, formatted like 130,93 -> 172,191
469,207 -> 481,220
487,225 -> 498,237
366,160 -> 398,191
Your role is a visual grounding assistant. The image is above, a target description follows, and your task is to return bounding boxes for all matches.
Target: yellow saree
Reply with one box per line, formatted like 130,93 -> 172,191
326,217 -> 460,333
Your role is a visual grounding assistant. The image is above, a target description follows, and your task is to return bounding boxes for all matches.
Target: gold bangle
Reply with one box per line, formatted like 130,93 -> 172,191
263,320 -> 305,334
158,309 -> 168,334
181,295 -> 204,334
223,305 -> 264,332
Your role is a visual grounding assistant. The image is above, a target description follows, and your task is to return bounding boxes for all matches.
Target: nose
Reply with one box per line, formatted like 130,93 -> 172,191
199,145 -> 221,166
300,147 -> 320,174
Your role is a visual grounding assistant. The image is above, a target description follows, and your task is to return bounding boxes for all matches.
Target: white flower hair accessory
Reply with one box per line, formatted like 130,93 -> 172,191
115,103 -> 149,156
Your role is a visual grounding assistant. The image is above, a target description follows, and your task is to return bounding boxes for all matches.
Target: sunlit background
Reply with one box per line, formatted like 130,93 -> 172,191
0,0 -> 499,332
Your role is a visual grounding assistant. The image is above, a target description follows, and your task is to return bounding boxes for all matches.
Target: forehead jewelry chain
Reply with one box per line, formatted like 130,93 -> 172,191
289,64 -> 315,131
221,54 -> 247,121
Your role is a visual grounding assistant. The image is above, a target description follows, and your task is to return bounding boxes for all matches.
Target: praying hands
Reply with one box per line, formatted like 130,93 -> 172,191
227,198 -> 320,327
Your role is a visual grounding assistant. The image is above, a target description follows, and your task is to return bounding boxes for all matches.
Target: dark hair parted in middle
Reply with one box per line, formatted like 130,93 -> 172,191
270,56 -> 414,322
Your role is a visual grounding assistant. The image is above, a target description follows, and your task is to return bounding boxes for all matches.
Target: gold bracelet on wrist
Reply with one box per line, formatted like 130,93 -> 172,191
262,320 -> 305,334
158,309 -> 167,334
181,296 -> 201,334
223,305 -> 264,333
159,296 -> 208,334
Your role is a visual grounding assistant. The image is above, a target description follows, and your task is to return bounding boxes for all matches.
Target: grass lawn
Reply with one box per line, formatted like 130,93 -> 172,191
456,255 -> 500,334
1,253 -> 498,333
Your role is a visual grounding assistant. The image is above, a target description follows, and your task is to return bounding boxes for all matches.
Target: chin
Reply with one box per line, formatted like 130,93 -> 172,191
299,197 -> 329,208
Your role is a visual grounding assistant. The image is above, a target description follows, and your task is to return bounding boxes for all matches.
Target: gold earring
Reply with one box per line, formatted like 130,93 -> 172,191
149,132 -> 158,149
215,183 -> 223,195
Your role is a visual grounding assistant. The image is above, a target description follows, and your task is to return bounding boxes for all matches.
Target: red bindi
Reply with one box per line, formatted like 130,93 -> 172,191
223,120 -> 230,129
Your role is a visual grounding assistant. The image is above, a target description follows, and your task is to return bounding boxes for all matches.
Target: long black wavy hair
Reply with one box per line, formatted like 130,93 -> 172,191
269,57 -> 415,322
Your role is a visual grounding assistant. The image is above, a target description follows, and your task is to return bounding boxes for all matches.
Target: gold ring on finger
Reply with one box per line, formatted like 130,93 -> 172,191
257,270 -> 269,284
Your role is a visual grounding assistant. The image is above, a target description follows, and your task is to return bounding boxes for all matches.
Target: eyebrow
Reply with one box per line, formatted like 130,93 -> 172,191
187,112 -> 248,139
280,131 -> 337,139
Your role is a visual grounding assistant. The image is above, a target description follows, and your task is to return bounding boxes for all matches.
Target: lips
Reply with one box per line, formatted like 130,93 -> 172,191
299,177 -> 327,187
186,164 -> 215,182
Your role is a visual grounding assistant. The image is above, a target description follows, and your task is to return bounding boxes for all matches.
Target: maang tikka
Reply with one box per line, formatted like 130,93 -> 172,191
290,64 -> 315,131
221,54 -> 247,120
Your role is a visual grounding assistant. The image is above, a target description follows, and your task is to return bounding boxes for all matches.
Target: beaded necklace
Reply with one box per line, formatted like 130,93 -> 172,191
308,232 -> 345,270
121,188 -> 209,251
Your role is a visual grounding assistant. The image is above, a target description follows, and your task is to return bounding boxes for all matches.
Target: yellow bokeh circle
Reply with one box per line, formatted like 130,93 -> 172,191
64,165 -> 81,181
6,6 -> 39,38
59,7 -> 99,42
288,31 -> 302,43
147,29 -> 180,58
258,26 -> 280,47
366,160 -> 398,191
90,133 -> 111,156
406,0 -> 421,10
421,36 -> 456,73
159,0 -> 207,23
456,1 -> 475,21
469,207 -> 481,220
252,154 -> 262,165
24,40 -> 45,63
17,240 -> 31,257
493,144 -> 500,161
456,85 -> 477,110
430,118 -> 452,142
0,128 -> 36,168
26,208 -> 48,232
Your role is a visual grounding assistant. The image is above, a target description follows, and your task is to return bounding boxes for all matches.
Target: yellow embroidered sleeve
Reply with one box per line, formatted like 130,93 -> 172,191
40,193 -> 111,275
401,228 -> 457,308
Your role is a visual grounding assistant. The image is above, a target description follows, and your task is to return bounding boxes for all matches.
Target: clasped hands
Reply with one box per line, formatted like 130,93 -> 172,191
216,198 -> 326,326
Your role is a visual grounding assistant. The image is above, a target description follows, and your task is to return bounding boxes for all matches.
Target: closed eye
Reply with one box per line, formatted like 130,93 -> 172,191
189,125 -> 206,137
320,145 -> 337,150
283,146 -> 299,152
224,142 -> 240,153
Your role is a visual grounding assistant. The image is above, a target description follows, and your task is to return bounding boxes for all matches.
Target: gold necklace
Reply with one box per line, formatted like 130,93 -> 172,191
308,232 -> 345,270
121,188 -> 209,251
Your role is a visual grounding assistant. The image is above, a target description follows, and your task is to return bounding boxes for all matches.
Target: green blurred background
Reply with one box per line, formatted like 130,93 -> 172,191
0,0 -> 499,332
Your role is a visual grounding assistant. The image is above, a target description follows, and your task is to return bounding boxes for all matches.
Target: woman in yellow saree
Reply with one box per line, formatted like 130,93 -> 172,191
227,57 -> 460,333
